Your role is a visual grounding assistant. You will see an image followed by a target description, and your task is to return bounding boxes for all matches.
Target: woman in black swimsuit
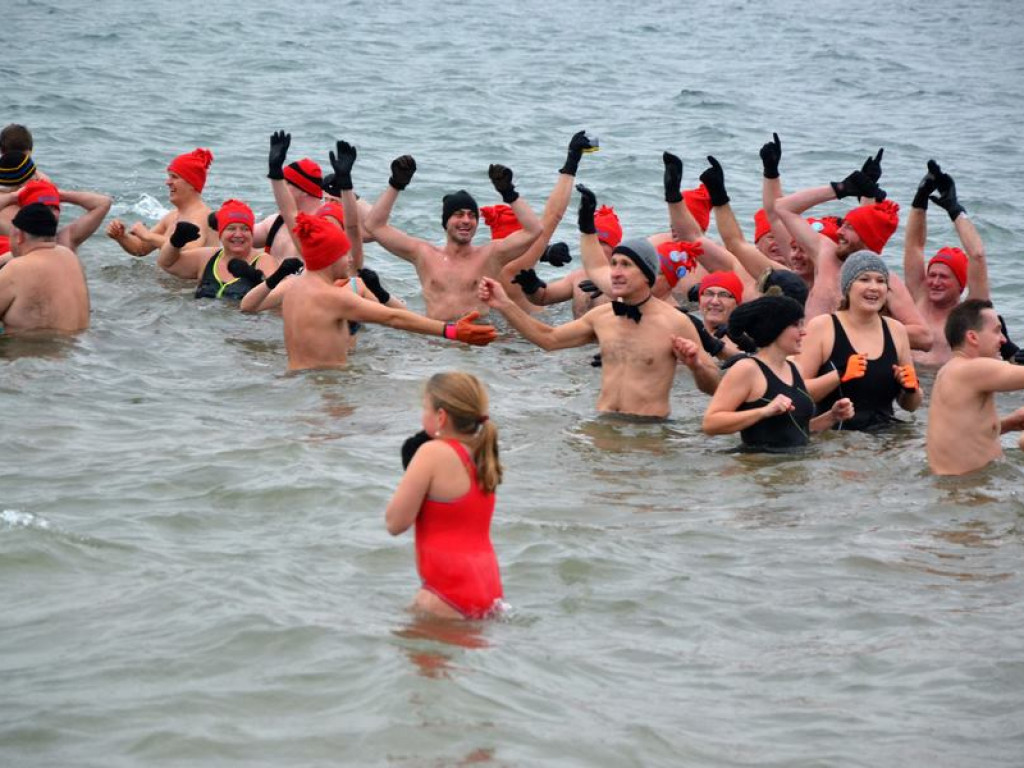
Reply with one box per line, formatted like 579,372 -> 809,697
702,295 -> 853,451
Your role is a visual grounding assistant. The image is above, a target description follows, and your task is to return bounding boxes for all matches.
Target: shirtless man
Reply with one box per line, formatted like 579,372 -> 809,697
253,137 -> 324,263
107,147 -> 218,256
927,299 -> 1024,475
0,178 -> 111,256
477,193 -> 719,418
0,204 -> 89,333
904,161 -> 988,366
775,155 -> 933,351
364,154 -> 541,320
282,212 -> 497,370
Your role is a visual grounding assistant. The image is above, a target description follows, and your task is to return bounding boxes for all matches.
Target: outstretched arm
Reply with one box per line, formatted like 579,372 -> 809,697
479,276 -> 596,350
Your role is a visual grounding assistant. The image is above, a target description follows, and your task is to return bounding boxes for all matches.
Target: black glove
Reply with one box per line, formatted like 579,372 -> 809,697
861,147 -> 884,184
268,130 -> 290,180
999,315 -> 1020,361
663,151 -> 683,203
207,211 -> 218,230
929,165 -> 966,221
687,284 -> 700,303
760,132 -> 782,179
700,155 -> 730,207
912,159 -> 942,210
489,164 -> 519,204
401,430 -> 432,469
357,267 -> 390,304
511,268 -> 546,295
265,257 -> 303,290
578,278 -> 602,299
227,258 -> 265,284
560,130 -> 596,176
327,140 -> 356,194
540,241 -> 571,267
388,155 -> 416,191
169,221 -> 201,248
830,169 -> 881,201
576,183 -> 597,234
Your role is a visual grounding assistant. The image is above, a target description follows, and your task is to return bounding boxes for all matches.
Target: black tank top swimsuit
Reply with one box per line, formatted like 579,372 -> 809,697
815,314 -> 900,431
737,358 -> 815,450
195,249 -> 263,300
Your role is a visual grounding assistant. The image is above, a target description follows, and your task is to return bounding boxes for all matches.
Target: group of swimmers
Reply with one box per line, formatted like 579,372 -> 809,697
4,122 -> 1024,619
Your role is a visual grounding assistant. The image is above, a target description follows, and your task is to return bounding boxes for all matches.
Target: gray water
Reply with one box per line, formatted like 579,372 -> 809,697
3,0 -> 1024,765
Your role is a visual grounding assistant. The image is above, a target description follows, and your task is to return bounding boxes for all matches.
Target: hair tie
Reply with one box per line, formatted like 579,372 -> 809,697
478,415 -> 489,424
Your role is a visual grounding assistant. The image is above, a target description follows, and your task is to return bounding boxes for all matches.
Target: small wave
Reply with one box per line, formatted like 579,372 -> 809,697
1,509 -> 53,531
112,193 -> 169,221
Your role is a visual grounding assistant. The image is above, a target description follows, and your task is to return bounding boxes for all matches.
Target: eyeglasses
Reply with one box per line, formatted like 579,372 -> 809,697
702,290 -> 736,300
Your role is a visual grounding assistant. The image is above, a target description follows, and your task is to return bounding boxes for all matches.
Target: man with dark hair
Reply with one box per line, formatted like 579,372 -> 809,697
927,299 -> 1024,475
0,204 -> 89,332
364,154 -> 541,320
0,123 -> 33,154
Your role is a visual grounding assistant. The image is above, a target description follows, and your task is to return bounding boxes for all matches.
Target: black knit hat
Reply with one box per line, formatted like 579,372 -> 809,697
12,202 -> 58,238
441,190 -> 479,228
728,295 -> 804,349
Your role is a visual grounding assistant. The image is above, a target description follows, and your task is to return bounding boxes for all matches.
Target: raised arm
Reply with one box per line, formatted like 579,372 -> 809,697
266,130 -> 303,253
486,164 -> 541,266
887,274 -> 933,352
759,132 -> 793,264
363,156 -> 424,264
58,188 -> 112,251
325,139 -> 365,271
928,162 -> 989,301
479,276 -> 596,351
575,184 -> 612,294
663,152 -> 702,241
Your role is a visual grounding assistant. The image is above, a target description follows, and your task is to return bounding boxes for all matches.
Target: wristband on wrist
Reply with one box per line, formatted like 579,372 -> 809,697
443,322 -> 457,340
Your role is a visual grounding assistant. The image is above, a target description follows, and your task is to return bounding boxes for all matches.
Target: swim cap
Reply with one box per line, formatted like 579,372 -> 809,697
808,215 -> 841,243
757,268 -> 809,307
480,204 -> 521,240
441,189 -> 479,229
12,202 -> 58,238
699,271 -> 743,302
215,199 -> 254,235
315,201 -> 345,227
840,250 -> 889,297
0,151 -> 36,187
594,205 -> 622,248
753,208 -> 771,242
17,178 -> 60,210
727,295 -> 804,348
683,183 -> 712,232
283,158 -> 324,199
656,239 -> 702,288
928,246 -> 968,290
294,211 -> 350,271
167,147 -> 213,193
612,237 -> 659,286
844,200 -> 899,254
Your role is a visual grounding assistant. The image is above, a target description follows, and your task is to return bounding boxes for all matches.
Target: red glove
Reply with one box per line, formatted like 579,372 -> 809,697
443,311 -> 497,346
840,353 -> 867,383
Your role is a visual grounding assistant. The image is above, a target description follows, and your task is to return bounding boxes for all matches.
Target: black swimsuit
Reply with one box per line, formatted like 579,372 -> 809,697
195,249 -> 263,300
816,314 -> 900,431
738,358 -> 815,450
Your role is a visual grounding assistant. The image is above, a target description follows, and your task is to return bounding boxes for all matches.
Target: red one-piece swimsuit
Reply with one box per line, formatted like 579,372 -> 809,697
415,440 -> 503,618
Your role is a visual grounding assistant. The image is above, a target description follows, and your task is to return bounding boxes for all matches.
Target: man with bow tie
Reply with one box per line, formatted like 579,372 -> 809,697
477,187 -> 719,418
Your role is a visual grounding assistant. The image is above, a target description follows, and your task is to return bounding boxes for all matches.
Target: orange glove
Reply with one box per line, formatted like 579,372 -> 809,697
840,353 -> 868,382
443,311 -> 497,346
894,363 -> 919,392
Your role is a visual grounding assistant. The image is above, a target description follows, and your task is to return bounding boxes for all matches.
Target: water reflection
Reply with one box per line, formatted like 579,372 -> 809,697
0,330 -> 80,362
392,613 -> 491,680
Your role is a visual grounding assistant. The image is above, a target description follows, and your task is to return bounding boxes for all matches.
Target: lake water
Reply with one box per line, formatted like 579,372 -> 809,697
3,0 -> 1024,765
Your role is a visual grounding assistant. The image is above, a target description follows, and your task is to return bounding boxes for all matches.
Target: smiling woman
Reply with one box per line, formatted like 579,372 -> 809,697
795,251 -> 923,430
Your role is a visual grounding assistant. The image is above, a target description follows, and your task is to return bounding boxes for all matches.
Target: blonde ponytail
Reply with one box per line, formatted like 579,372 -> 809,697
426,371 -> 502,494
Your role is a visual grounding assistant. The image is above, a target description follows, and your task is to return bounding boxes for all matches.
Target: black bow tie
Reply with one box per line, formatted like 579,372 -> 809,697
612,294 -> 652,323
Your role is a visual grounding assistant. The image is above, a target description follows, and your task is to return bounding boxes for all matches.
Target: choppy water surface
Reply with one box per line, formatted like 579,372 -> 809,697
3,0 -> 1024,765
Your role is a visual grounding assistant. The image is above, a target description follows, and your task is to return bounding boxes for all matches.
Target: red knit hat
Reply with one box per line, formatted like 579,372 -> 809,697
215,199 -> 254,235
808,215 -> 841,243
283,158 -> 323,199
684,184 -> 712,232
656,239 -> 703,287
699,270 -> 743,302
753,209 -> 771,242
480,204 -> 522,240
18,178 -> 60,210
594,205 -> 622,248
167,148 -> 214,193
294,211 -> 350,271
929,246 -> 968,289
316,201 -> 345,227
844,200 -> 900,254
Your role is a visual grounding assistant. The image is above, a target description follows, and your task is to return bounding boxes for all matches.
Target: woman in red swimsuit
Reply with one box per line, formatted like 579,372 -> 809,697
386,372 -> 504,620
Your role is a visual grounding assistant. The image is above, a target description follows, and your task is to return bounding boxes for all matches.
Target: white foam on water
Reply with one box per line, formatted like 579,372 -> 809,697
1,509 -> 53,530
110,193 -> 169,221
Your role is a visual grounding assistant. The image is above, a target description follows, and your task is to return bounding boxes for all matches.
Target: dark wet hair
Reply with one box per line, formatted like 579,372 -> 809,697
945,298 -> 993,349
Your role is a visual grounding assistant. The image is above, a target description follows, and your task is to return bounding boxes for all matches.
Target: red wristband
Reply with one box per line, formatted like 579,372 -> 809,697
443,322 -> 457,340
